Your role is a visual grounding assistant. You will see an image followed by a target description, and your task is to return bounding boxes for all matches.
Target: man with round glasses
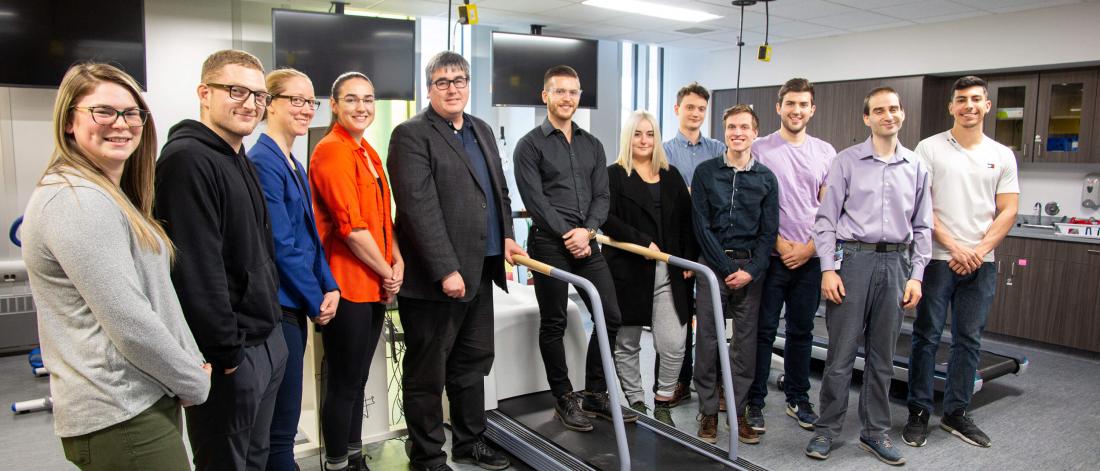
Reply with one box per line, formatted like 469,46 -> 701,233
154,49 -> 288,471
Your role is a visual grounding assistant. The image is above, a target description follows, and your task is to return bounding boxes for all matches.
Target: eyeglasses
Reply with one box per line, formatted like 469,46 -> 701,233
431,76 -> 469,91
206,83 -> 271,107
71,106 -> 149,127
339,95 -> 376,107
547,88 -> 582,98
272,94 -> 321,109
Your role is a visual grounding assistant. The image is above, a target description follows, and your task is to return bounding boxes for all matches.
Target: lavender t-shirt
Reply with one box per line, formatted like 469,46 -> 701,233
753,131 -> 836,245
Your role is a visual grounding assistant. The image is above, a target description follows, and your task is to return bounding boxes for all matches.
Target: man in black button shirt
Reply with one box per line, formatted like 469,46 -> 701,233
691,105 -> 779,446
515,65 -> 638,433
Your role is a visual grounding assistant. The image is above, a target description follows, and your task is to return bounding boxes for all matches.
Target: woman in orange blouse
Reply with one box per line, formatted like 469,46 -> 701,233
309,72 -> 402,471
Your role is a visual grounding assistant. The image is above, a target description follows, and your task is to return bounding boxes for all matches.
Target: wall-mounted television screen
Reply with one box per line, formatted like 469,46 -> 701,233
273,9 -> 415,100
492,32 -> 598,108
0,0 -> 147,89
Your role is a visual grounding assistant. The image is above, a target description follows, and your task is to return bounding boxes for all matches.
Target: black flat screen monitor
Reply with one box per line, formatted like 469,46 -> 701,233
273,9 -> 415,100
492,32 -> 598,108
0,0 -> 147,89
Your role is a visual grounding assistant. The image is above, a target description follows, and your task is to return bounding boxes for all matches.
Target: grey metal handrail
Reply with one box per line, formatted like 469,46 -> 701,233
596,234 -> 739,462
511,254 -> 632,471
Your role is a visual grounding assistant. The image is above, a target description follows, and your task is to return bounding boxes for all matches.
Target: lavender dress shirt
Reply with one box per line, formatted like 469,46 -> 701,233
813,138 -> 933,280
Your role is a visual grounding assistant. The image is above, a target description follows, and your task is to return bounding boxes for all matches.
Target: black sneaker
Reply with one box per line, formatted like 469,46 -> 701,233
902,406 -> 930,447
745,404 -> 765,433
453,439 -> 510,470
941,411 -> 991,447
581,391 -> 639,423
786,401 -> 818,431
555,392 -> 593,432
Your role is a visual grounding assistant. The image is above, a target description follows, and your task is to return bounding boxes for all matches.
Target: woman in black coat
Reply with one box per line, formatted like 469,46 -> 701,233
603,110 -> 699,426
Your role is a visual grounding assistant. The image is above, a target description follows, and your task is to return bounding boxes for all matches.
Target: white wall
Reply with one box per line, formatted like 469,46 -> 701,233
687,1 -> 1100,219
660,48 -> 711,142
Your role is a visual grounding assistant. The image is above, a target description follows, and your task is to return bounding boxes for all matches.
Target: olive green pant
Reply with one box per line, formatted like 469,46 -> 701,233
60,395 -> 190,471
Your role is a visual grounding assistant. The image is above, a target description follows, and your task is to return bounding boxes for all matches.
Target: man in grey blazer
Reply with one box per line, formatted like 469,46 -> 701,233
387,51 -> 525,471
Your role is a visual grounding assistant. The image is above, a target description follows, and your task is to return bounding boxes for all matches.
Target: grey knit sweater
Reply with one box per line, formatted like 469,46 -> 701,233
22,172 -> 210,437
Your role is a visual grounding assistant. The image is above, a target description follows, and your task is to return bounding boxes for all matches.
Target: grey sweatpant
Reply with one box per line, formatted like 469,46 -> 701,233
694,257 -> 761,417
815,249 -> 907,441
615,262 -> 687,404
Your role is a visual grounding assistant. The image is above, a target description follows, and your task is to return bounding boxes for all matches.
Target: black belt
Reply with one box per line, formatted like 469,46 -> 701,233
724,249 -> 751,259
840,241 -> 909,253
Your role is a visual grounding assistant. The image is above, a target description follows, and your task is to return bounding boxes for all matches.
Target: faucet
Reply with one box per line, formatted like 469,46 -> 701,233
1033,202 -> 1042,224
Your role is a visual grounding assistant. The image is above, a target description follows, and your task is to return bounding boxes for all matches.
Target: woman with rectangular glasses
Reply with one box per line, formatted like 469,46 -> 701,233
247,68 -> 341,471
21,63 -> 211,471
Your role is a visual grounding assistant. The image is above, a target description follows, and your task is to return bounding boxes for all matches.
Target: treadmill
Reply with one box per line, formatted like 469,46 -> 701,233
772,314 -> 1028,394
487,240 -> 770,471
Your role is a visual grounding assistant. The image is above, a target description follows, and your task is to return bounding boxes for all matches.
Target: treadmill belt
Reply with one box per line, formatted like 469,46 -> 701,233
494,391 -> 764,471
775,316 -> 1023,383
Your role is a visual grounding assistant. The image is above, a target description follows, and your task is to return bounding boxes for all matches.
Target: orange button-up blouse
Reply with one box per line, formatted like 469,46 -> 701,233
309,124 -> 394,303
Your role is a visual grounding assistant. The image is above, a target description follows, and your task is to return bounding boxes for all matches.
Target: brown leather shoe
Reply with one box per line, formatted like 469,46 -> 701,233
738,415 -> 761,444
698,414 -> 718,444
668,382 -> 692,408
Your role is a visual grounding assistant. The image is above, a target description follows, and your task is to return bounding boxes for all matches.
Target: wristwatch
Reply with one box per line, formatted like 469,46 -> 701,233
587,228 -> 597,240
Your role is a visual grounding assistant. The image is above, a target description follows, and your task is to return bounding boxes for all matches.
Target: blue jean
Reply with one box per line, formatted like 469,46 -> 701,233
267,311 -> 308,471
748,256 -> 821,406
907,260 -> 996,415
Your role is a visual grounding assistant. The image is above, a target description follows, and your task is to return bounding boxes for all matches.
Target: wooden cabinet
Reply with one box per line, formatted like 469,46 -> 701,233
710,85 -> 779,140
713,67 -> 1100,164
986,236 -> 1100,352
711,76 -> 924,152
1034,69 -> 1098,163
984,74 -> 1039,162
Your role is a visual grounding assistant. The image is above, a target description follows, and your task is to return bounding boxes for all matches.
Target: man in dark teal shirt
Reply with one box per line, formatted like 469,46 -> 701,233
690,104 -> 779,446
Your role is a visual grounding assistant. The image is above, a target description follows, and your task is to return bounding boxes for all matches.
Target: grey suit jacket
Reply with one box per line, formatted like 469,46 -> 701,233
387,105 -> 514,302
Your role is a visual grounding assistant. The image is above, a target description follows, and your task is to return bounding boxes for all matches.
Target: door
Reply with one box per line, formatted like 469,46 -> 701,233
1035,70 -> 1098,163
984,74 -> 1039,163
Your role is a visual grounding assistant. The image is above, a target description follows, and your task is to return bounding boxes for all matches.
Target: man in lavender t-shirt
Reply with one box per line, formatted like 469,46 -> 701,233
805,87 -> 931,465
745,78 -> 836,434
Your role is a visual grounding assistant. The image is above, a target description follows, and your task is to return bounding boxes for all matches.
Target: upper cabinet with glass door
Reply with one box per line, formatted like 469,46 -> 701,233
985,75 -> 1039,163
1034,70 -> 1097,163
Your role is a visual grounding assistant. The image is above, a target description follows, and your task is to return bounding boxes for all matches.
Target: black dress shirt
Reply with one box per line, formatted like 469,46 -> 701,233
514,118 -> 610,237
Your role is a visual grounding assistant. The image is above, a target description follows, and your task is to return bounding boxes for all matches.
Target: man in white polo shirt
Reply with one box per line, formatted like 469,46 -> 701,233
904,75 -> 1019,449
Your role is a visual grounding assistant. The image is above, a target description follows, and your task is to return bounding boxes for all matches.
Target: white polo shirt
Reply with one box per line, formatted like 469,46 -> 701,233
915,130 -> 1019,262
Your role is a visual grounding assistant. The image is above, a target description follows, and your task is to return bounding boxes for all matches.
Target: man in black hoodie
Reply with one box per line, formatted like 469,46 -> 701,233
154,49 -> 287,471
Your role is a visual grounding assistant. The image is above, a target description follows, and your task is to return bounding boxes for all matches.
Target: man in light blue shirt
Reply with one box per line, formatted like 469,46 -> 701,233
660,82 -> 725,409
664,82 -> 726,188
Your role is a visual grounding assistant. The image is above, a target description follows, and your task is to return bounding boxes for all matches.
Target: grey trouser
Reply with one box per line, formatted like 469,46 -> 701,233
186,329 -> 289,471
815,249 -> 907,441
694,257 -> 761,416
615,262 -> 687,403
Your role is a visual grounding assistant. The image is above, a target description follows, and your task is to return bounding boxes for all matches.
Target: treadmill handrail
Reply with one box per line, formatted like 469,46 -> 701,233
511,254 -> 632,471
596,235 -> 740,462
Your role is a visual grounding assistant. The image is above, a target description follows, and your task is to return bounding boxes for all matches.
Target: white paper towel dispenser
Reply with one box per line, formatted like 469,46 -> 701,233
1084,173 -> 1100,209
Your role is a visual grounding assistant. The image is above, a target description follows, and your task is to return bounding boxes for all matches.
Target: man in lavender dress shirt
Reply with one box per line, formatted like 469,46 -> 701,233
805,87 -> 932,466
746,78 -> 836,434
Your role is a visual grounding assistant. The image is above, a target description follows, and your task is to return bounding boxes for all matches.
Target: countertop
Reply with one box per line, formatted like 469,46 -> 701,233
1008,225 -> 1100,245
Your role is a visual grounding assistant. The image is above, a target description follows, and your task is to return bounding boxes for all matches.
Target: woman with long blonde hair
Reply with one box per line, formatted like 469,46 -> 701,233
21,63 -> 211,471
603,110 -> 698,427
